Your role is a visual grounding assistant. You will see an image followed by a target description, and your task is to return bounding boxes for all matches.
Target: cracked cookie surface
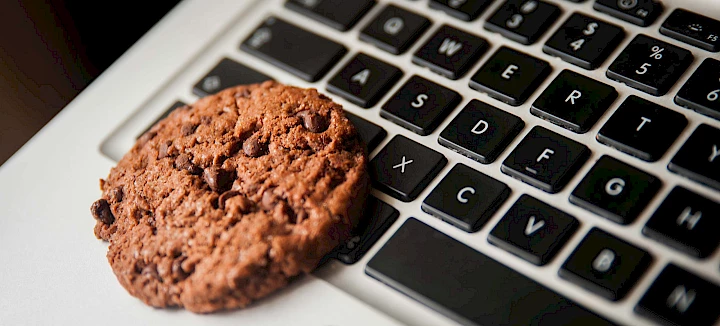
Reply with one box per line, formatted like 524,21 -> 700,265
91,81 -> 369,313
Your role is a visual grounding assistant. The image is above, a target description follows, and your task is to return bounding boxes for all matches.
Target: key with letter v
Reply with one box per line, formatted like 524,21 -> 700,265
489,195 -> 579,265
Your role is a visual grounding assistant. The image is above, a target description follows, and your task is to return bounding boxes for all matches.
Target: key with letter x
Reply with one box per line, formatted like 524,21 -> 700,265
370,135 -> 447,202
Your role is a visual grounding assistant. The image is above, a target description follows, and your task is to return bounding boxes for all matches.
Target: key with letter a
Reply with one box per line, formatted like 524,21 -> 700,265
327,53 -> 402,108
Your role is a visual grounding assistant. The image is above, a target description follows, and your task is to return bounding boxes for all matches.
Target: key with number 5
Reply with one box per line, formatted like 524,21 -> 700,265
607,34 -> 693,96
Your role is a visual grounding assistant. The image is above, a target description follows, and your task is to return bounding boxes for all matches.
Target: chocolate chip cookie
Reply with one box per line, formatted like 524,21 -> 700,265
91,81 -> 369,313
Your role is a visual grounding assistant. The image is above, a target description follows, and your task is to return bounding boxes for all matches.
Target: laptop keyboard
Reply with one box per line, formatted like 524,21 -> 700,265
110,0 -> 720,325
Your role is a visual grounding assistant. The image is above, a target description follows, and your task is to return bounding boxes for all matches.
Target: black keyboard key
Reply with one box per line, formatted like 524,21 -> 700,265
669,124 -> 720,191
359,5 -> 431,54
660,9 -> 720,52
607,34 -> 693,96
560,228 -> 652,301
334,196 -> 398,264
285,0 -> 375,31
570,155 -> 661,224
676,58 -> 720,120
502,126 -> 590,193
469,46 -> 551,106
380,75 -> 461,135
428,0 -> 493,21
422,163 -> 510,232
370,135 -> 447,202
543,13 -> 625,70
531,70 -> 618,133
597,95 -> 687,162
636,264 -> 720,326
241,17 -> 347,82
438,100 -> 524,164
327,53 -> 402,108
192,58 -> 272,97
489,195 -> 579,265
484,0 -> 562,45
366,218 -> 616,326
643,187 -> 720,258
343,111 -> 387,153
412,25 -> 489,80
138,101 -> 186,139
593,0 -> 662,27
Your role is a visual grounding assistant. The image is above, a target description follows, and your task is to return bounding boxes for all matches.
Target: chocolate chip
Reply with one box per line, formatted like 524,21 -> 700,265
234,89 -> 252,98
91,199 -> 115,225
318,93 -> 331,101
243,137 -> 263,157
296,110 -> 328,133
108,187 -> 124,203
172,256 -> 189,280
181,124 -> 198,136
261,190 -> 278,211
175,154 -> 202,175
200,116 -> 212,125
158,140 -> 172,159
218,190 -> 240,209
142,263 -> 161,280
204,167 -> 234,192
137,130 -> 157,147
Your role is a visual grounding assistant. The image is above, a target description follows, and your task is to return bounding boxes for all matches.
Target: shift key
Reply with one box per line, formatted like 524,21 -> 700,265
241,17 -> 347,82
366,218 -> 614,326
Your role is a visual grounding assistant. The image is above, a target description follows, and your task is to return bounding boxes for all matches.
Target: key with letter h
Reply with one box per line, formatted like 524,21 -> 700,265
644,186 -> 720,258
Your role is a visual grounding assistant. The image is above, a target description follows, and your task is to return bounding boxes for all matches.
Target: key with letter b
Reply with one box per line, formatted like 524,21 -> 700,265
561,228 -> 652,301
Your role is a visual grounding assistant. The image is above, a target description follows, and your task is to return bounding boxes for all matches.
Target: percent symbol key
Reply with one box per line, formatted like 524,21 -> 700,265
608,34 -> 693,96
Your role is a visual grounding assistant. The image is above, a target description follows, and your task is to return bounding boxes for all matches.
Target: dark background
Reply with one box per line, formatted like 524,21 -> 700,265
0,0 -> 181,166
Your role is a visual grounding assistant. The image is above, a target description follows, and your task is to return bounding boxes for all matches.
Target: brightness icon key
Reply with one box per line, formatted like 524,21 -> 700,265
661,8 -> 720,52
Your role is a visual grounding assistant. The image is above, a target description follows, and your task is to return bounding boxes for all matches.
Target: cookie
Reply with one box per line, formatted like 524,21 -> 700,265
91,81 -> 369,313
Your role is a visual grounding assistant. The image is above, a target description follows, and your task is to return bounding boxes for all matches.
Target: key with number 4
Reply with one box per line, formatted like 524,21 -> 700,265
607,34 -> 693,96
544,13 -> 625,70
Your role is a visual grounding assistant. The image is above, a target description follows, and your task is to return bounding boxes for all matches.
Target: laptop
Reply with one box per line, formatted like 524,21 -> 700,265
1,0 -> 719,325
